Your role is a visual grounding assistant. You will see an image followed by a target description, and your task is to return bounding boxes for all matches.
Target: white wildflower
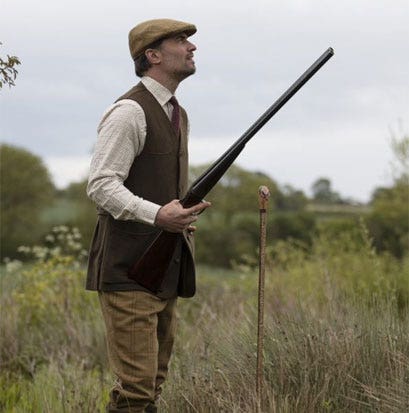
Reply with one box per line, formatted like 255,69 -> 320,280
17,246 -> 31,254
45,234 -> 55,243
5,259 -> 23,273
50,247 -> 62,257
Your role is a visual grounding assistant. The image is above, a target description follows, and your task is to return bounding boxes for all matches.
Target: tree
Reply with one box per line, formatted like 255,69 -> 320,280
367,134 -> 409,258
277,184 -> 308,211
311,177 -> 341,203
0,144 -> 55,258
0,42 -> 21,89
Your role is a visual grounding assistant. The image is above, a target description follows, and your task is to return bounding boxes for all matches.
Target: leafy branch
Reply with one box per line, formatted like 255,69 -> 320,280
0,42 -> 21,89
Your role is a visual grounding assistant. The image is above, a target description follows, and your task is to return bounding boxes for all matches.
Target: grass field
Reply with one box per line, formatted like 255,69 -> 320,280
1,227 -> 408,412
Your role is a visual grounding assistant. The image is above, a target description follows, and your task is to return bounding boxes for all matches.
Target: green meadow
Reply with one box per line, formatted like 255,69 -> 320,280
1,226 -> 408,412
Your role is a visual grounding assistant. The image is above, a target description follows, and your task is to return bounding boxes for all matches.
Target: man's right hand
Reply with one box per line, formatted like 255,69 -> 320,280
154,199 -> 211,233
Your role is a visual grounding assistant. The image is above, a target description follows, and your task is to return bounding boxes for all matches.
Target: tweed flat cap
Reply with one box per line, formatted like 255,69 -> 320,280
129,18 -> 197,59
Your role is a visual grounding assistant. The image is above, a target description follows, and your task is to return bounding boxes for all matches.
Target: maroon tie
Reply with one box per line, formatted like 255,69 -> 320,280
169,96 -> 180,135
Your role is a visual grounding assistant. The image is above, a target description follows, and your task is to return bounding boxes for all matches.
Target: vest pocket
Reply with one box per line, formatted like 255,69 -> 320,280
101,221 -> 161,284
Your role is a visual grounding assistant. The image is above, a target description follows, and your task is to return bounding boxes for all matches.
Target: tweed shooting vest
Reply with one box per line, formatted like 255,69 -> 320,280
86,82 -> 196,298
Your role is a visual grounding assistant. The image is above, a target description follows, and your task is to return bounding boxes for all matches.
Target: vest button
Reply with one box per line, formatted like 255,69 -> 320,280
174,257 -> 180,263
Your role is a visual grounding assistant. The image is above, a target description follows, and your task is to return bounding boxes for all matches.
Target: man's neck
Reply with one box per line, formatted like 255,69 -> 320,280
145,71 -> 179,95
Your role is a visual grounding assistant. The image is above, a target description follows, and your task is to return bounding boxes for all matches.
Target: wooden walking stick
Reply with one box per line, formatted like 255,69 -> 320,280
256,185 -> 270,413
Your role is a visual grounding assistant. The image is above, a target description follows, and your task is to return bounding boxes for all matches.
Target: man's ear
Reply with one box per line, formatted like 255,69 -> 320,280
145,48 -> 161,65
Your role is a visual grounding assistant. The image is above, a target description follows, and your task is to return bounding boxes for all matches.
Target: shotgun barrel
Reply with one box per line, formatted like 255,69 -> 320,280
128,47 -> 334,292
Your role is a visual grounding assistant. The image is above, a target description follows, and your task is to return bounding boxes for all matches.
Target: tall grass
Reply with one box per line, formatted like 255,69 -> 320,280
1,226 -> 408,412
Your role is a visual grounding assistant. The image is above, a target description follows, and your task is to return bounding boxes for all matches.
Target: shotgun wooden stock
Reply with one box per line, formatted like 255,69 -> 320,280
128,47 -> 334,292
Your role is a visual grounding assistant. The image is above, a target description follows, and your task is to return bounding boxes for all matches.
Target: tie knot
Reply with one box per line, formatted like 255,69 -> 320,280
169,96 -> 179,108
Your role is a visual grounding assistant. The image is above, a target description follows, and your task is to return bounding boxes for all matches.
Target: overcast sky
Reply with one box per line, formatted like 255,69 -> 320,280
1,0 -> 408,202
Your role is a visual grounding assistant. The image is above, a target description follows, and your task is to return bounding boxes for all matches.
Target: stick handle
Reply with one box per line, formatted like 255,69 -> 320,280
258,186 -> 270,211
256,186 -> 270,413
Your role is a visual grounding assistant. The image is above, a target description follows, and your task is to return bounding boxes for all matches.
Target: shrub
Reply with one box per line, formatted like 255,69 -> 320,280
0,144 -> 55,259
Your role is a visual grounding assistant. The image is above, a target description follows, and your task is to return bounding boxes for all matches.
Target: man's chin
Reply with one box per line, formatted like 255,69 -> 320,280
177,67 -> 196,81
185,63 -> 196,74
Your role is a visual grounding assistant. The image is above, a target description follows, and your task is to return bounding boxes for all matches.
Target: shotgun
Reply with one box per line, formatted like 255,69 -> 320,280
128,47 -> 334,291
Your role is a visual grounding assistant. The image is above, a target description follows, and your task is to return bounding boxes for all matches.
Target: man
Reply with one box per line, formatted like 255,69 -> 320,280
86,18 -> 210,412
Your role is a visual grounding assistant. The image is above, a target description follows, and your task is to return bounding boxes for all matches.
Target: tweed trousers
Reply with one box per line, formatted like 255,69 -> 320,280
99,291 -> 177,413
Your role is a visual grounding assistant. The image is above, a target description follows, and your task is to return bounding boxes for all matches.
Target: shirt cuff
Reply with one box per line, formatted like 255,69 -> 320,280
138,200 -> 162,226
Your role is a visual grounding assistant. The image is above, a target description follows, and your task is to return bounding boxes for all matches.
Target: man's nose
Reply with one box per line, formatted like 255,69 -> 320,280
187,41 -> 196,51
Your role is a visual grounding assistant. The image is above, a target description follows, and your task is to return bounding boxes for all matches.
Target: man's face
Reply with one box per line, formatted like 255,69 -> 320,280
156,33 -> 197,81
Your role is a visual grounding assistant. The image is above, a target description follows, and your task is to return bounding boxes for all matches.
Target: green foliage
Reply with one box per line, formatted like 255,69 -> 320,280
0,362 -> 109,413
0,227 -> 104,389
311,177 -> 341,204
390,132 -> 409,180
11,227 -> 88,325
367,134 -> 409,258
0,144 -> 55,259
169,291 -> 409,412
194,211 -> 260,267
1,227 -> 408,412
0,42 -> 21,89
276,184 -> 308,210
367,180 -> 409,258
244,220 -> 409,312
270,211 -> 316,244
316,216 -> 362,240
63,180 -> 89,200
192,164 -> 315,267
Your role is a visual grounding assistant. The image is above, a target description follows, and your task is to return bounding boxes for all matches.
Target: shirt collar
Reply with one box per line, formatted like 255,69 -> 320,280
141,76 -> 173,107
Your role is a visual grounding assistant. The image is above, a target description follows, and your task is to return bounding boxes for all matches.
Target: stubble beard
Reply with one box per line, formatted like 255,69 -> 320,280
174,65 -> 196,82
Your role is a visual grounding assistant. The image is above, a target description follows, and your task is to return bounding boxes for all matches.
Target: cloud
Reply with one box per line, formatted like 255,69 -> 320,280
1,0 -> 408,201
44,155 -> 90,188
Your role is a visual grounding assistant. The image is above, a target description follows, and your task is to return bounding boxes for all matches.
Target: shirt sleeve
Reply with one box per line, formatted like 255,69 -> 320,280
87,101 -> 161,225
